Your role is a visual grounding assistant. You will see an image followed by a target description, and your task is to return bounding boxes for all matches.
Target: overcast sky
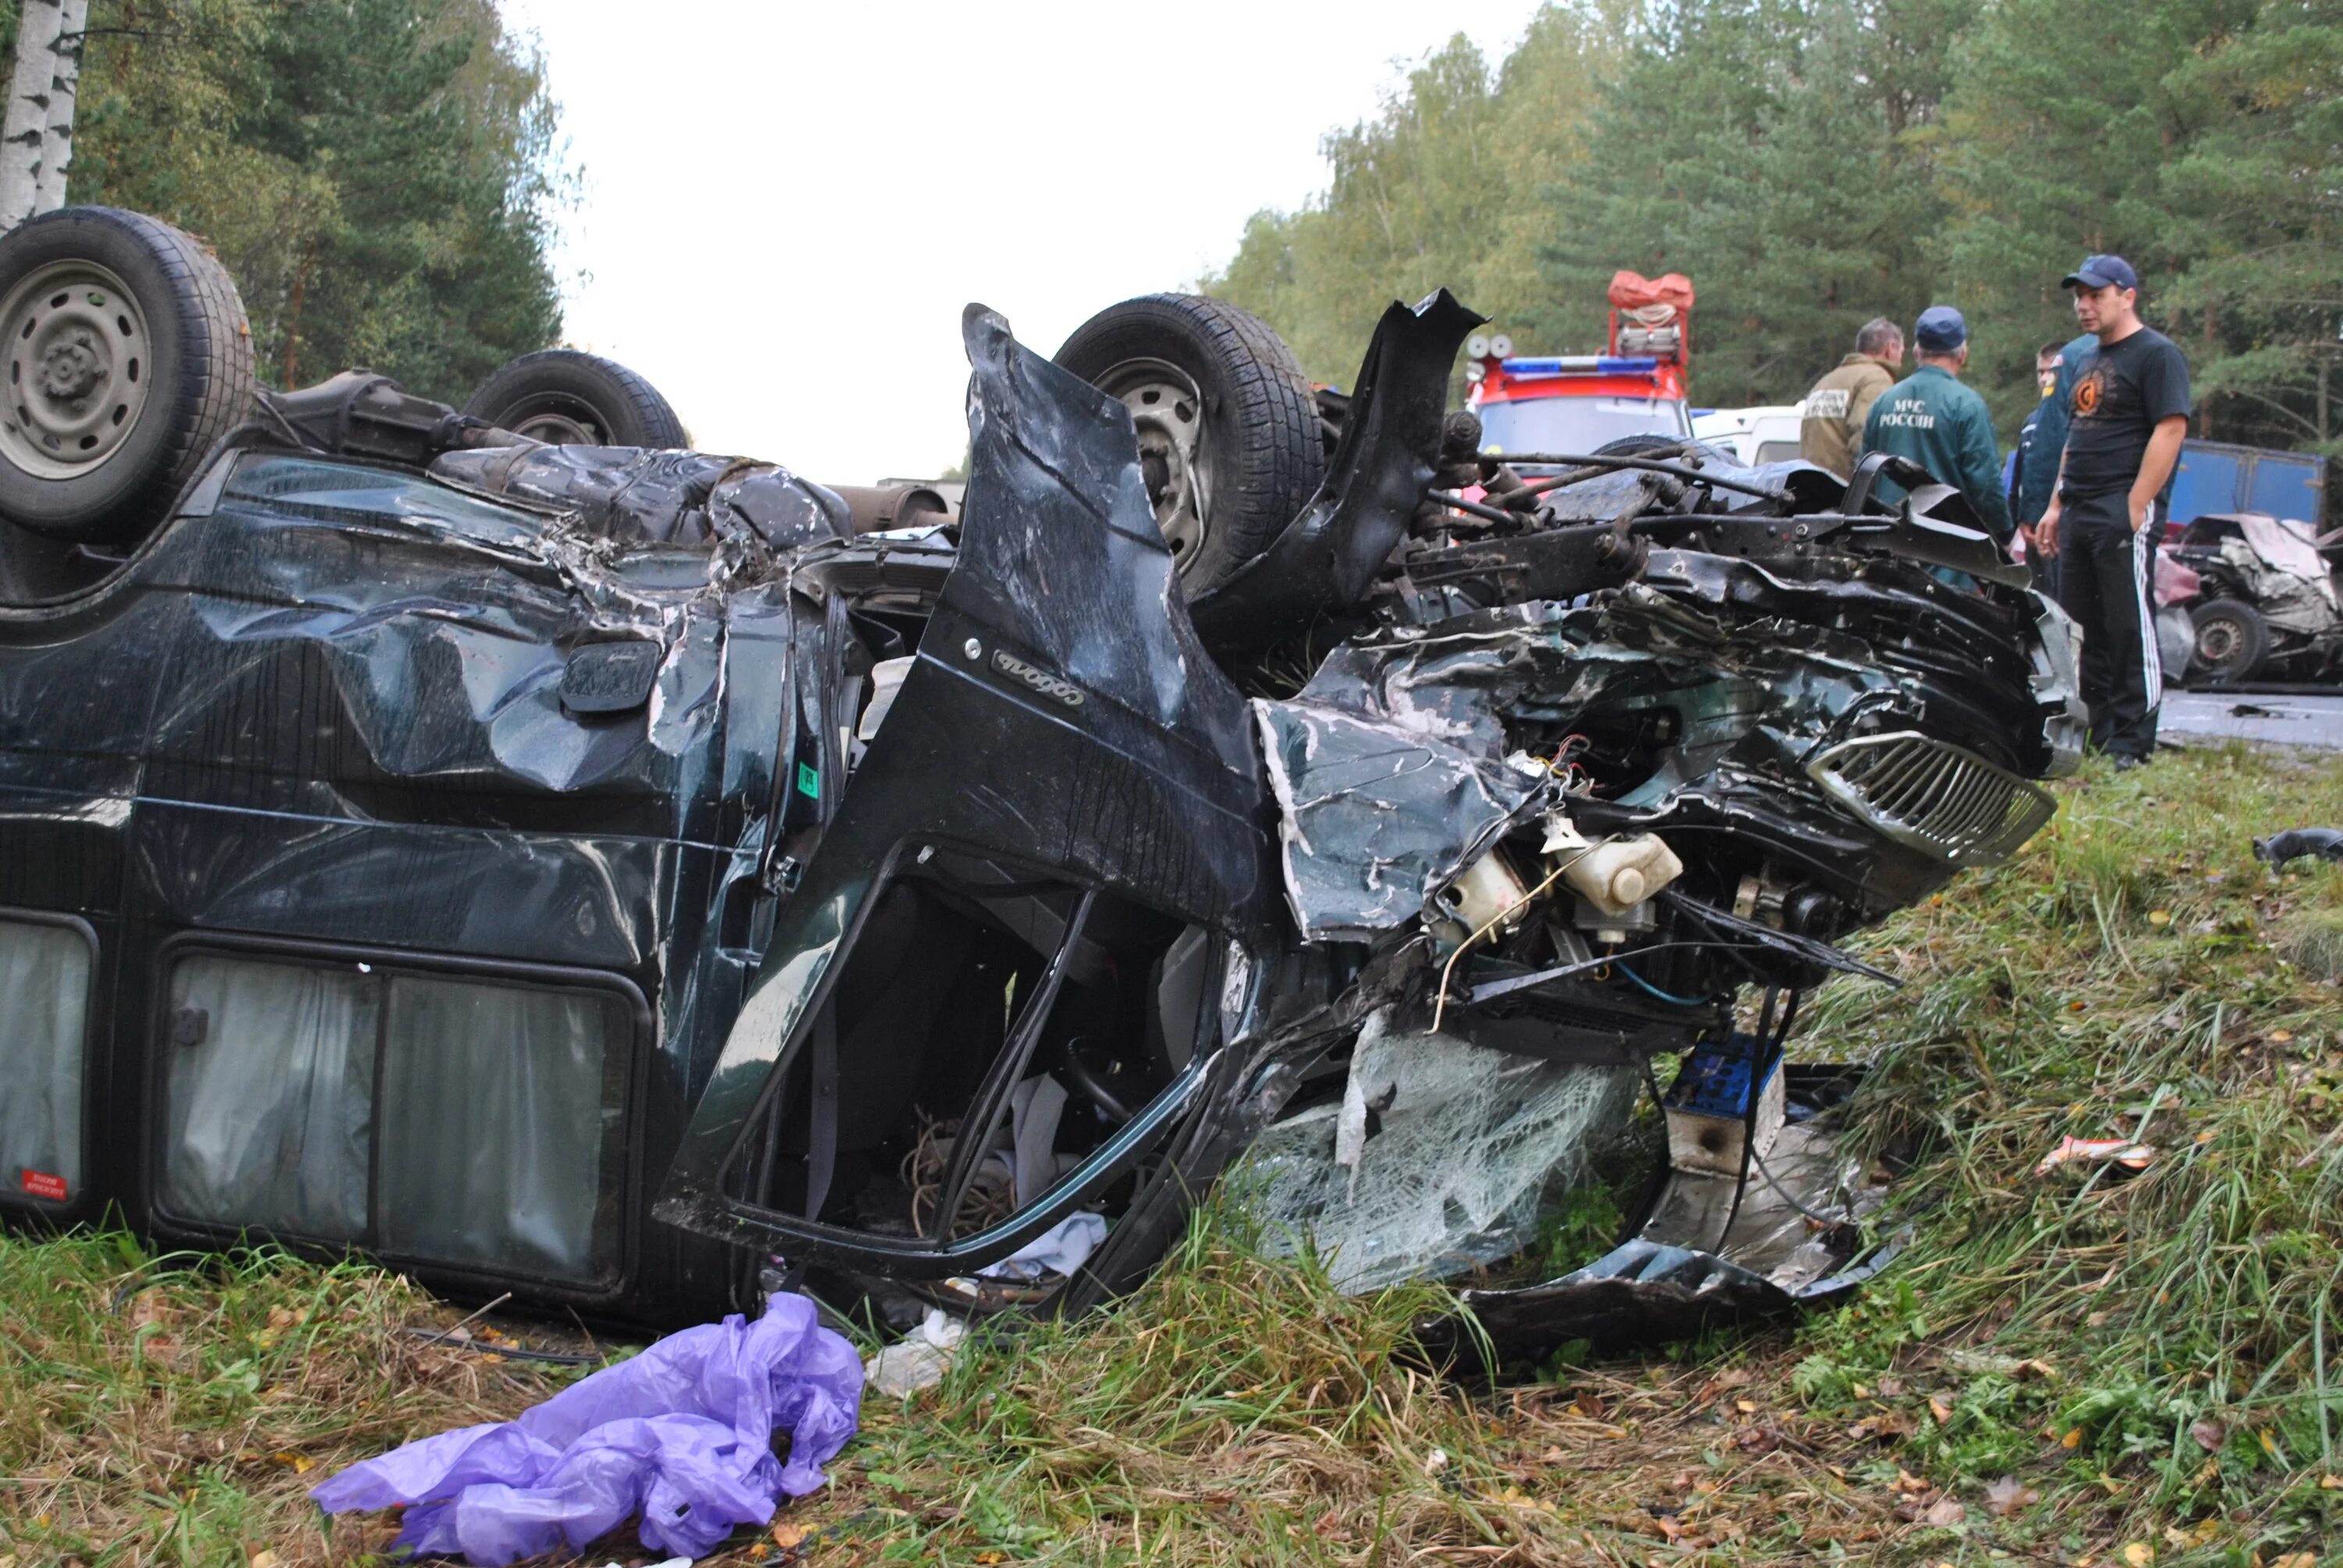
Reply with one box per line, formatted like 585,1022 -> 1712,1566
494,0 -> 1552,483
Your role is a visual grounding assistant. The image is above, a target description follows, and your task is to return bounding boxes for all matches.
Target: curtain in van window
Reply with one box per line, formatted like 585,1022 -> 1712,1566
162,957 -> 377,1241
0,920 -> 91,1203
376,978 -> 621,1281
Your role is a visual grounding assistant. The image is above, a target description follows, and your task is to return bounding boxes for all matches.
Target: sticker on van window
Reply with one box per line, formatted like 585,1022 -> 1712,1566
20,1170 -> 66,1201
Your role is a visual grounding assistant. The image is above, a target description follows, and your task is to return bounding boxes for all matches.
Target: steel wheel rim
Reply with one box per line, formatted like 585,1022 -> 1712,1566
0,260 -> 152,479
512,408 -> 603,445
2197,618 -> 2243,669
1093,358 -> 1213,570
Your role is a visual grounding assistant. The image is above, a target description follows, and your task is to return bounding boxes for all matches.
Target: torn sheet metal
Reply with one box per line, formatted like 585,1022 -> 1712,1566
1189,290 -> 1483,645
1251,608 -> 1603,939
1246,1010 -> 1639,1291
430,442 -> 854,554
651,304 -> 1279,1279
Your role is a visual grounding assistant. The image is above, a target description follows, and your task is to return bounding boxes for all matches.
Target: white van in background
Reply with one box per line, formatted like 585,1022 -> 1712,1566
1692,404 -> 1805,466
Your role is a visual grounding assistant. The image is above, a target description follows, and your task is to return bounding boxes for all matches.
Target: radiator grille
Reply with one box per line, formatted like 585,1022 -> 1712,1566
1805,732 -> 2054,867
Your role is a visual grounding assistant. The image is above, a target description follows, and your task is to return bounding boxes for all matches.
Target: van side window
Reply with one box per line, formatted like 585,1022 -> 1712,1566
0,915 -> 95,1206
159,952 -> 633,1285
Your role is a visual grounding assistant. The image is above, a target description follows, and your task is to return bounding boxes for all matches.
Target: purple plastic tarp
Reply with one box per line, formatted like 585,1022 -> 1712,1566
312,1293 -> 861,1564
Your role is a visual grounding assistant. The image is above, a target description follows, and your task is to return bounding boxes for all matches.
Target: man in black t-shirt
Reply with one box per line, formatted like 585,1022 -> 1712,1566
2038,255 -> 2191,768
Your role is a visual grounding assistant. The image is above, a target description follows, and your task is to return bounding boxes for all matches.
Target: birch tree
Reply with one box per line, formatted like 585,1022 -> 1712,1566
0,0 -> 90,229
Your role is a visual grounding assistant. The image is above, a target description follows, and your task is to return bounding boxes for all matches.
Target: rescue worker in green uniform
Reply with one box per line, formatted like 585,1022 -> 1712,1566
1860,305 -> 2013,540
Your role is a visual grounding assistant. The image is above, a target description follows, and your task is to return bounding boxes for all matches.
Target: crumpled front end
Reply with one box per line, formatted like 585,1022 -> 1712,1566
643,293 -> 2076,1347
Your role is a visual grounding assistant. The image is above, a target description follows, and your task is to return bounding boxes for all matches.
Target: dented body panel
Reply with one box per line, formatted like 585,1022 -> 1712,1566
0,291 -> 2078,1340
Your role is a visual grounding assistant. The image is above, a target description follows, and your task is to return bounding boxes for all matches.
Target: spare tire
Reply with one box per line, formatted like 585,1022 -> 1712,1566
463,348 -> 687,448
1054,294 -> 1322,591
0,206 -> 256,543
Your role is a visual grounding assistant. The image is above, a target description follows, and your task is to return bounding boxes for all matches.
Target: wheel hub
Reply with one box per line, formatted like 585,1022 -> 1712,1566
2199,621 -> 2240,665
512,409 -> 603,446
39,333 -> 104,401
0,260 -> 152,479
1095,358 -> 1211,569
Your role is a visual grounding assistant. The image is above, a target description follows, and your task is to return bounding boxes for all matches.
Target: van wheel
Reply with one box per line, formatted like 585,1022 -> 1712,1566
463,348 -> 688,448
0,207 -> 255,543
1054,294 -> 1322,592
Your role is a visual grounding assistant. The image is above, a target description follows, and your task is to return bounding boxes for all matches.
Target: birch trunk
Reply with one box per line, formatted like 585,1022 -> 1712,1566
0,0 -> 87,230
30,0 -> 87,216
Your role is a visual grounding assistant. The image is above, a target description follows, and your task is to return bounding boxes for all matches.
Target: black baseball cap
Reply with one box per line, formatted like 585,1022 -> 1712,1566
2062,255 -> 2139,291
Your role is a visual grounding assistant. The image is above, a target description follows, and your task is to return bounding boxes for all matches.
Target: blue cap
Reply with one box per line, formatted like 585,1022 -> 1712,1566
2063,254 -> 2139,291
1914,305 -> 1967,351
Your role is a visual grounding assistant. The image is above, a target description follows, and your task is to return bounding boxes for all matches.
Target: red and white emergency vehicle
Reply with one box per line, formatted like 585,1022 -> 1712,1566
1466,272 -> 1696,456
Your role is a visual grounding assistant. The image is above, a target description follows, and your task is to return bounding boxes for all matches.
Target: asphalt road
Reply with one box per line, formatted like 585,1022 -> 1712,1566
2162,690 -> 2343,751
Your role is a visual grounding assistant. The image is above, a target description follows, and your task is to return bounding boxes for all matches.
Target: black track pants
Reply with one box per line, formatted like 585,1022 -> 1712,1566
2055,491 -> 2162,758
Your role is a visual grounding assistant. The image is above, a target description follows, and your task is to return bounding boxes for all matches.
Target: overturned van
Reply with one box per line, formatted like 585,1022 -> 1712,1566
0,208 -> 2081,1335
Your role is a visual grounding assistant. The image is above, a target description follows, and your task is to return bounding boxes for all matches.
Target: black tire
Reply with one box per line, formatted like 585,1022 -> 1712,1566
1054,294 -> 1323,591
2191,597 -> 2270,688
462,348 -> 687,448
0,206 -> 255,543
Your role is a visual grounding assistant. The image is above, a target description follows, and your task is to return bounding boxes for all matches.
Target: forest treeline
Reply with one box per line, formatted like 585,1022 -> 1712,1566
1,0 -> 565,403
1206,0 -> 2343,450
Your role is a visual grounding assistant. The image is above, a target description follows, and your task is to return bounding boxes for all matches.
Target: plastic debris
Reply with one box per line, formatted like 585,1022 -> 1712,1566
311,1293 -> 860,1566
2034,1135 -> 2157,1177
863,1306 -> 965,1397
2255,827 -> 2343,866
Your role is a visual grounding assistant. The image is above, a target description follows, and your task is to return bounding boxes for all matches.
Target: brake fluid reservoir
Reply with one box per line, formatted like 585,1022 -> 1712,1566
1544,818 -> 1684,915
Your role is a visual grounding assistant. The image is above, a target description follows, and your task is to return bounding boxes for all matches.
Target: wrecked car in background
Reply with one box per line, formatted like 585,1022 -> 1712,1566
2168,511 -> 2343,688
0,207 -> 2080,1344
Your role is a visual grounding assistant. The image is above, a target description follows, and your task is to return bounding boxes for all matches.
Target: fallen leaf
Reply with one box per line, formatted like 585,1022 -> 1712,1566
1984,1477 -> 2039,1516
251,1555 -> 280,1568
2149,909 -> 2172,927
1876,1376 -> 1906,1397
2270,1553 -> 2317,1568
772,1520 -> 811,1548
1894,1468 -> 1931,1493
2189,1418 -> 2225,1452
2062,1427 -> 2084,1449
1735,1397 -> 1756,1413
2272,1029 -> 2295,1043
2321,1474 -> 2343,1490
1920,1498 -> 1966,1526
1929,1395 -> 1953,1424
2121,1545 -> 2154,1566
973,1554 -> 1007,1566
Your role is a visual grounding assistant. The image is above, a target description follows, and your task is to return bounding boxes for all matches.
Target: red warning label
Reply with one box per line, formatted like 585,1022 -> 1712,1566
20,1169 -> 66,1202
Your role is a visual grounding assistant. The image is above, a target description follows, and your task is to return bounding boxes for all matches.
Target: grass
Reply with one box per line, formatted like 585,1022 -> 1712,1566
5,742 -> 2343,1565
